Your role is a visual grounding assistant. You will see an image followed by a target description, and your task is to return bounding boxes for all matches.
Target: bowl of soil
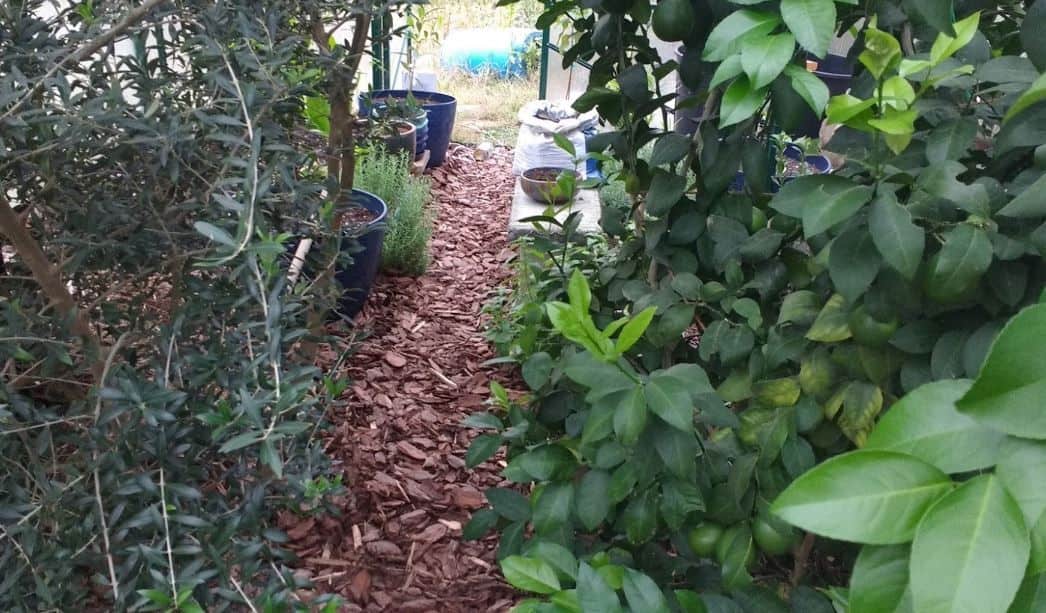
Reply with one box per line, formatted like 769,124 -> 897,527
521,167 -> 579,205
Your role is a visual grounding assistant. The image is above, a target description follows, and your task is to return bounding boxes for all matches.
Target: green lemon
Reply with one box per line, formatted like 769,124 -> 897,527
847,305 -> 899,348
752,516 -> 798,556
749,208 -> 768,233
652,0 -> 695,42
770,214 -> 799,234
688,522 -> 724,557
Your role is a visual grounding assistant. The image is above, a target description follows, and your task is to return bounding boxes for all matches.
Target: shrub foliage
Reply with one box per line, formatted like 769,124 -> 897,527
473,0 -> 1046,611
0,1 -> 412,610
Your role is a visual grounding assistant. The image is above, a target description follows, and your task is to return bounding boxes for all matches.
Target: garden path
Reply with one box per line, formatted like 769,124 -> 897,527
287,145 -> 521,612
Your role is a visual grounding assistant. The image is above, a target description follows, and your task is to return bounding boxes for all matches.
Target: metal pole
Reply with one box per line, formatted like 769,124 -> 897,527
370,14 -> 383,89
539,1 -> 551,99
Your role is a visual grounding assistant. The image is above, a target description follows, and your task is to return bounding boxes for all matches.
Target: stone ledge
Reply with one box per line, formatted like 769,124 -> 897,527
507,179 -> 603,240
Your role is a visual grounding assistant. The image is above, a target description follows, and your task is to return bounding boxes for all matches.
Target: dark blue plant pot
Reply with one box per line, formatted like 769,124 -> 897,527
335,189 -> 387,318
360,90 -> 457,168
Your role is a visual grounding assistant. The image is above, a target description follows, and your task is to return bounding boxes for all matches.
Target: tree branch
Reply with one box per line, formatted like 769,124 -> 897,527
0,194 -> 104,380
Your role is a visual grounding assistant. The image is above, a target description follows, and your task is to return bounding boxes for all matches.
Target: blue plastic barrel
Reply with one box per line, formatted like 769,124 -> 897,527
441,28 -> 540,78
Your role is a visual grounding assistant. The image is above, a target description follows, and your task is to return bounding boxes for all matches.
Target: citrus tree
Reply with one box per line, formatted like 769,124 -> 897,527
473,0 -> 1046,610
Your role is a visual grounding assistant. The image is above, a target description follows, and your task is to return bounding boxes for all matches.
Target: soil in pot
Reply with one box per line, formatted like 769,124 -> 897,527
337,206 -> 379,232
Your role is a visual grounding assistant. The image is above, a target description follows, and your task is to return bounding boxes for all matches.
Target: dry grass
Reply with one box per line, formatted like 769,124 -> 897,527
441,70 -> 539,146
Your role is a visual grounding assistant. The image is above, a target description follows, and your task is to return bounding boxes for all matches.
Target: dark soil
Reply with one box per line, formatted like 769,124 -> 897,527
288,144 -> 521,612
523,168 -> 561,182
338,206 -> 378,232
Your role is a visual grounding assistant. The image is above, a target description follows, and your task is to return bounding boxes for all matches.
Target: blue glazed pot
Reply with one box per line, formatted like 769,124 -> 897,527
360,90 -> 457,168
335,189 -> 388,318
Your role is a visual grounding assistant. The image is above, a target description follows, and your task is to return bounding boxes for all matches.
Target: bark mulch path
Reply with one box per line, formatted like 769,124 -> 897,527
286,145 -> 521,612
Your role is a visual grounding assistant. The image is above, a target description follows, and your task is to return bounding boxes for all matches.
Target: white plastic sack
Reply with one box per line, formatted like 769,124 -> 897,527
512,100 -> 599,178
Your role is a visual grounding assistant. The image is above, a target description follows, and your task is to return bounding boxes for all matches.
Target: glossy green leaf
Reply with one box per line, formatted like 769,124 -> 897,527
623,568 -> 671,613
647,170 -> 688,217
741,33 -> 795,90
487,487 -> 531,522
996,438 -> 1046,527
616,306 -> 657,353
463,508 -> 499,541
1031,511 -> 1046,575
1011,573 -> 1046,613
576,469 -> 612,531
614,386 -> 648,445
622,488 -> 658,545
998,172 -> 1046,218
710,55 -> 744,90
1023,0 -> 1046,71
522,352 -> 553,390
467,434 -> 502,468
929,12 -> 981,65
720,76 -> 767,128
703,10 -> 782,62
925,118 -> 977,164
923,225 -> 993,303
849,545 -> 912,613
645,373 -> 695,432
829,227 -> 881,303
654,425 -> 699,479
806,294 -> 852,342
772,450 -> 952,544
194,221 -> 237,248
907,0 -> 956,35
501,555 -> 562,594
784,176 -> 873,237
779,291 -> 821,326
957,304 -> 1046,437
860,27 -> 902,79
910,475 -> 1028,613
720,522 -> 756,591
826,94 -> 877,125
649,133 -> 691,167
525,540 -> 578,582
866,380 -> 1004,473
780,0 -> 836,58
784,64 -> 830,114
577,562 -> 623,613
532,482 -> 574,536
869,192 -> 924,281
661,478 -> 704,530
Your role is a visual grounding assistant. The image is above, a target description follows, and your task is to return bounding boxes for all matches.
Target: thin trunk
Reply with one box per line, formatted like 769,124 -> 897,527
0,194 -> 104,381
